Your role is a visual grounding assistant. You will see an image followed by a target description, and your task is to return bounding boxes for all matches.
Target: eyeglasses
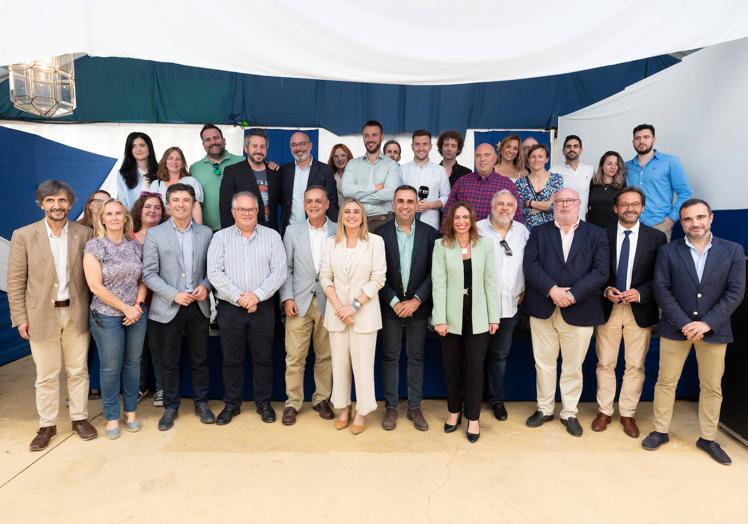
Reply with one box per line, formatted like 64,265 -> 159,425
616,202 -> 642,209
500,240 -> 513,256
233,207 -> 259,214
555,198 -> 579,206
290,141 -> 309,148
91,198 -> 106,204
213,163 -> 221,176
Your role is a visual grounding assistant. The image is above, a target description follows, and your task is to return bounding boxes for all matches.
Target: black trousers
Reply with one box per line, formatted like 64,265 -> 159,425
440,296 -> 489,421
217,299 -> 274,408
154,303 -> 210,410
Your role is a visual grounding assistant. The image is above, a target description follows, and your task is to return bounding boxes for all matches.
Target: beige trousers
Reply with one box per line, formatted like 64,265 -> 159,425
652,222 -> 672,242
284,296 -> 333,410
28,307 -> 90,427
329,328 -> 378,416
530,308 -> 593,419
653,337 -> 726,440
595,303 -> 651,417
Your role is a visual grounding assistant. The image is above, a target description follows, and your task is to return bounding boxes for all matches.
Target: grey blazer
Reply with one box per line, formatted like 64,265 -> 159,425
142,220 -> 213,323
279,220 -> 338,317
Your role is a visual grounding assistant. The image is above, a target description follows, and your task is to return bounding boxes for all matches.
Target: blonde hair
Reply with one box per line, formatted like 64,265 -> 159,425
94,198 -> 134,239
495,134 -> 525,175
335,198 -> 369,243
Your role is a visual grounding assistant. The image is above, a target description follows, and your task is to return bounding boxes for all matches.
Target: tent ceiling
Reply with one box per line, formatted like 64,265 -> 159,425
2,1 -> 747,85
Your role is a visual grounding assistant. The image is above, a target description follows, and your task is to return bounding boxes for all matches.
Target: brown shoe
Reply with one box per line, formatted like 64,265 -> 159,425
71,419 -> 98,441
335,406 -> 352,430
282,407 -> 298,426
313,399 -> 335,420
591,412 -> 612,432
620,416 -> 640,438
407,408 -> 429,431
30,426 -> 57,451
382,407 -> 398,430
351,412 -> 366,435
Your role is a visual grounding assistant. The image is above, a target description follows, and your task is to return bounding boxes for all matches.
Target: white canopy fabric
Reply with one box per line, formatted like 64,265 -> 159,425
3,1 -> 748,85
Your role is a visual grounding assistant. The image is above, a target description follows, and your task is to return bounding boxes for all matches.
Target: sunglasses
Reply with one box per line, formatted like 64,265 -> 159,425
500,240 -> 513,256
213,163 -> 221,176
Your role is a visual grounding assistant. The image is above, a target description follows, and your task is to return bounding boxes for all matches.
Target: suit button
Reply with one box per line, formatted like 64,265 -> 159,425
697,293 -> 702,298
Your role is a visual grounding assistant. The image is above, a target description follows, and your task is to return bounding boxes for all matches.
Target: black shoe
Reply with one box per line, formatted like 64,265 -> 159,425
194,402 -> 216,424
642,431 -> 670,451
216,405 -> 241,426
696,438 -> 732,465
492,402 -> 508,421
88,388 -> 101,400
561,417 -> 583,437
443,413 -> 462,433
466,421 -> 480,443
257,402 -> 276,423
526,410 -> 554,428
158,408 -> 178,431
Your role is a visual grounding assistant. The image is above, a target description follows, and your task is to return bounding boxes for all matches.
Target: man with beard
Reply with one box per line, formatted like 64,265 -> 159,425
552,135 -> 594,220
437,130 -> 471,188
592,187 -> 666,438
219,128 -> 283,231
190,124 -> 245,232
8,180 -> 99,450
341,120 -> 402,233
477,190 -> 530,421
625,124 -> 692,240
643,199 -> 745,465
383,140 -> 402,163
400,129 -> 450,230
279,131 -> 339,235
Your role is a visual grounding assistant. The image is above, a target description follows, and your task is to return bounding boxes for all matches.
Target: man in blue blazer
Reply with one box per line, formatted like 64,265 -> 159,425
522,188 -> 609,437
643,199 -> 746,465
379,185 -> 439,431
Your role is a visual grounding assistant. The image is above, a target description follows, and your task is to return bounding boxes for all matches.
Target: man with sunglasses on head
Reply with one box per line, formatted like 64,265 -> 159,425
190,124 -> 245,232
477,190 -> 529,421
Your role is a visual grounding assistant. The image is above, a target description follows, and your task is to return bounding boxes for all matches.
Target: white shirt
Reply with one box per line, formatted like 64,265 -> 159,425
150,176 -> 205,204
554,219 -> 581,262
400,160 -> 450,230
308,218 -> 329,274
44,219 -> 69,301
477,218 -> 529,318
289,161 -> 312,225
552,162 -> 594,220
615,221 -> 640,291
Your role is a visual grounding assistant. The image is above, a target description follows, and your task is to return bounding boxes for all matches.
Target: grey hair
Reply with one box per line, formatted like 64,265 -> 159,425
244,128 -> 269,148
231,191 -> 259,208
35,179 -> 76,206
491,189 -> 517,207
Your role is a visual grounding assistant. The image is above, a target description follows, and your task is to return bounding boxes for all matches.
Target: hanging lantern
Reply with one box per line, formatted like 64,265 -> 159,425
8,54 -> 76,117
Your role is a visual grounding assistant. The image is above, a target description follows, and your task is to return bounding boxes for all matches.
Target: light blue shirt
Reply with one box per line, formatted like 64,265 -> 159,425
171,219 -> 195,292
685,234 -> 713,282
625,150 -> 692,226
390,220 -> 416,307
341,153 -> 402,216
117,168 -> 148,210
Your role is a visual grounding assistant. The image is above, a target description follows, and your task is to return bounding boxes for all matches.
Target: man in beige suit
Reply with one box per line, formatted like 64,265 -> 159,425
7,180 -> 99,450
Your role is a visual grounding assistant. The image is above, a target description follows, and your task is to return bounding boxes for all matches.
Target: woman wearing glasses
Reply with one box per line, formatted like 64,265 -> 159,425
327,144 -> 354,206
432,201 -> 500,443
515,144 -> 563,230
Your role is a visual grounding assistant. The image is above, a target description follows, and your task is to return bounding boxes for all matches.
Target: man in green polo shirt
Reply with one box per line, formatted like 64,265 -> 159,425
190,124 -> 245,231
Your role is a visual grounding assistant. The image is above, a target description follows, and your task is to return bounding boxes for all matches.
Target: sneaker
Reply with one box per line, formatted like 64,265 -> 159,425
153,390 -> 164,407
137,389 -> 148,403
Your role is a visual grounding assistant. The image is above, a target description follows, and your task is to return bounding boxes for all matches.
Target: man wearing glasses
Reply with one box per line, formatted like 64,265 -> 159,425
208,192 -> 287,426
522,188 -> 609,437
477,190 -> 530,421
190,124 -> 245,232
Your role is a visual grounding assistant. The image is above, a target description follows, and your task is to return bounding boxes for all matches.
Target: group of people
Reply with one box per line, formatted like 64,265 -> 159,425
6,120 -> 745,466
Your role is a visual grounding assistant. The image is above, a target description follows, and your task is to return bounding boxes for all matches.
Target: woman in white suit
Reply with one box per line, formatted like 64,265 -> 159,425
319,198 -> 387,435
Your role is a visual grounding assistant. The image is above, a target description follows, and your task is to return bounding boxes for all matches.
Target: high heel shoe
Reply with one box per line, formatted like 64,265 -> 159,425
351,412 -> 366,435
335,406 -> 352,430
466,420 -> 480,443
443,413 -> 462,433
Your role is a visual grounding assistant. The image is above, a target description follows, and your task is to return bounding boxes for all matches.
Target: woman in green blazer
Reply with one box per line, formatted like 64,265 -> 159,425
432,201 -> 500,443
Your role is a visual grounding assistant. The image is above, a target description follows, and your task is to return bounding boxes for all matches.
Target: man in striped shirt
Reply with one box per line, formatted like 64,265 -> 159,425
207,191 -> 287,426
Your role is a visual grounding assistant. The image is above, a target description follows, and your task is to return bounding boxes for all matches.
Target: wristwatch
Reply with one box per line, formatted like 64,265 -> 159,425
352,298 -> 362,311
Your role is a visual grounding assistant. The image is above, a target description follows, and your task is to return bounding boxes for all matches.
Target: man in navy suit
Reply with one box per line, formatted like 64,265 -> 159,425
279,131 -> 339,235
643,198 -> 745,465
522,188 -> 609,437
379,185 -> 439,431
593,187 -> 666,438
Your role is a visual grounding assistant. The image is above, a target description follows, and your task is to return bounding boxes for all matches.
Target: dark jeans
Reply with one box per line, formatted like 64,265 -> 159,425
381,316 -> 428,409
217,300 -> 274,408
485,313 -> 521,405
139,319 -> 163,392
440,297 -> 489,421
153,303 -> 210,410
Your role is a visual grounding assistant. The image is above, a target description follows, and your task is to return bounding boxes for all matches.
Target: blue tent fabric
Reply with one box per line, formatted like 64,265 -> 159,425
0,55 -> 679,135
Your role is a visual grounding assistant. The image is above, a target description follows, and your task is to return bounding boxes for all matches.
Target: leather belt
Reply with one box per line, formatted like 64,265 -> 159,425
54,299 -> 70,307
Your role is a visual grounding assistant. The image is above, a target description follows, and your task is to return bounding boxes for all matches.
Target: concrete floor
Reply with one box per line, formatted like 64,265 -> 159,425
1,356 -> 746,524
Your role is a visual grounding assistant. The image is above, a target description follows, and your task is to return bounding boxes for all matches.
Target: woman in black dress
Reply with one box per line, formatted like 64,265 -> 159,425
587,151 -> 626,228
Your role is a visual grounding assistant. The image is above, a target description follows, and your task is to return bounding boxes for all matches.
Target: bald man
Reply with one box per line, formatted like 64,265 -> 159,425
522,188 -> 609,437
442,143 -> 523,224
279,131 -> 339,235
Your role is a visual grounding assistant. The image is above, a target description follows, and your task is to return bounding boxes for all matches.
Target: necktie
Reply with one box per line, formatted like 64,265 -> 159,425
616,230 -> 632,291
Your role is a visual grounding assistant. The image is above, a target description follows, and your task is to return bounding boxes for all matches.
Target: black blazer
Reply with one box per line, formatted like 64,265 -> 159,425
279,159 -> 339,234
378,219 -> 439,320
654,236 -> 746,344
602,223 -> 667,327
219,161 -> 282,231
521,220 -> 609,326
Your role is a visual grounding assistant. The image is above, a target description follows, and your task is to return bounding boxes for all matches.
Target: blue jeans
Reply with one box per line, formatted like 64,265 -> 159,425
89,310 -> 147,421
484,313 -> 520,405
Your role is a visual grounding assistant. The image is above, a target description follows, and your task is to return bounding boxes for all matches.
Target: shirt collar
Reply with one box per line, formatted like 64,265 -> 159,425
171,218 -> 194,232
308,218 -> 328,231
44,219 -> 69,238
295,159 -> 313,170
200,152 -> 233,165
395,219 -> 416,236
554,218 -> 581,232
486,215 -> 513,236
632,149 -> 661,166
685,233 -> 713,253
617,220 -> 640,236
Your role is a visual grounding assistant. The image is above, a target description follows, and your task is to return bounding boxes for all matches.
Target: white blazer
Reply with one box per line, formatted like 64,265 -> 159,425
319,233 -> 386,334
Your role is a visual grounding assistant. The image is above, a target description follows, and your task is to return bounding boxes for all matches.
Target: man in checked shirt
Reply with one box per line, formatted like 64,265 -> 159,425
443,143 -> 524,227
